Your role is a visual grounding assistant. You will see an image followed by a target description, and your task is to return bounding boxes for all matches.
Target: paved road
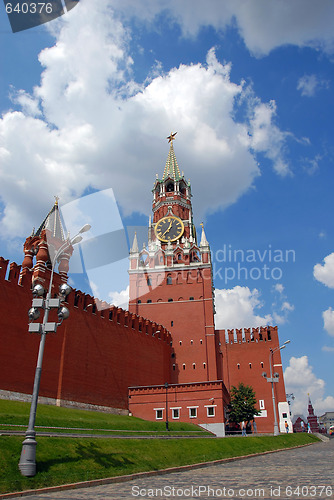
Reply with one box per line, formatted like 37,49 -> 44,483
17,439 -> 334,500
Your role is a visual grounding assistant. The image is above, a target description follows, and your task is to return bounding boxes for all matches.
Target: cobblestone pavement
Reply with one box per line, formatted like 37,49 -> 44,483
18,439 -> 334,500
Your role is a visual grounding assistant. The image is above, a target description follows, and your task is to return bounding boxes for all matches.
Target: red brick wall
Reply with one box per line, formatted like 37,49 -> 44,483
129,267 -> 216,384
0,257 -> 171,409
218,326 -> 287,433
129,381 -> 230,425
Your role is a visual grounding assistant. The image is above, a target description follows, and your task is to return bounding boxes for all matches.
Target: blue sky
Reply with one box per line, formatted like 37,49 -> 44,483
1,0 -> 334,417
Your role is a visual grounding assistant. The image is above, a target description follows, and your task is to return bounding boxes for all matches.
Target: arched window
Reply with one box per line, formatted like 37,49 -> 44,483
147,276 -> 152,286
167,274 -> 172,285
166,182 -> 174,192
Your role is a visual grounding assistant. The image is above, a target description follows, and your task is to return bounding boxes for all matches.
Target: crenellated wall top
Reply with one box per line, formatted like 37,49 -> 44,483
0,256 -> 171,344
217,325 -> 278,344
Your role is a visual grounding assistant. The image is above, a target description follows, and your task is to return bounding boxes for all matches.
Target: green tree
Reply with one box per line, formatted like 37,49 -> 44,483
228,383 -> 260,425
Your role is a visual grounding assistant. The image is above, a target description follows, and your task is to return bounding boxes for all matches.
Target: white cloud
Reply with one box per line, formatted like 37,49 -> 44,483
284,355 -> 334,415
282,301 -> 294,312
297,74 -> 329,97
274,283 -> 284,293
323,307 -> 334,337
322,345 -> 334,352
314,252 -> 334,288
9,88 -> 42,117
109,285 -> 129,309
214,286 -> 272,330
247,99 -> 291,176
271,283 -> 294,325
0,0 -> 294,242
113,0 -> 334,57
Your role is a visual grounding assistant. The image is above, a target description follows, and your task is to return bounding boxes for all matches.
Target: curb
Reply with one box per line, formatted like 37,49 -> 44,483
0,441 -> 320,499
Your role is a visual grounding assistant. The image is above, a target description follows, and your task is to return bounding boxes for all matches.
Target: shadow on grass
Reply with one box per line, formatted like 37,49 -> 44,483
37,442 -> 135,473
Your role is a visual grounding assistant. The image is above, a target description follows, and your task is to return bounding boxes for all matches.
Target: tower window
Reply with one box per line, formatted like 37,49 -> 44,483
190,340 -> 193,344
200,339 -> 203,344
237,363 -> 240,370
147,277 -> 152,286
167,274 -> 172,285
183,363 -> 186,370
203,363 -> 206,369
192,363 -> 196,369
147,299 -> 152,303
179,341 -> 182,345
168,298 -> 173,302
137,300 -> 141,304
178,254 -> 182,260
171,321 -> 173,327
261,362 -> 264,368
249,363 -> 252,369
173,364 -> 176,371
189,296 -> 194,301
166,182 -> 174,192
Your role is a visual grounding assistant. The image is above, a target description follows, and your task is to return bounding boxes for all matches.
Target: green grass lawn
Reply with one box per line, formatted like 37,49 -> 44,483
0,434 -> 319,494
0,400 -> 320,495
0,399 -> 205,435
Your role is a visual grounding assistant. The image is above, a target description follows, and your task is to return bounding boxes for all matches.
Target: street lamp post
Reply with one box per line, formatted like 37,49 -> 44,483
18,224 -> 91,477
165,382 -> 169,432
263,340 -> 290,436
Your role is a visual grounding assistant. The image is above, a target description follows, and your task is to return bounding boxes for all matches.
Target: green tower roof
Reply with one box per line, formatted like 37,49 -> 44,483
162,133 -> 182,181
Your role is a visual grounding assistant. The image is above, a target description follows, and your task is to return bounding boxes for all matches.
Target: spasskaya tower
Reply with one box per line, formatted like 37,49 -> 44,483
129,133 -> 217,384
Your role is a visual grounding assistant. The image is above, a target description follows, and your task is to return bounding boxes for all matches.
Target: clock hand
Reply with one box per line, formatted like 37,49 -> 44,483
161,220 -> 172,238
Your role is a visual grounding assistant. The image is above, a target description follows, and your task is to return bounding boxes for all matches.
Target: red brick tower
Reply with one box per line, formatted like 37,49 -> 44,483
307,395 -> 320,433
129,134 -> 217,384
19,198 -> 73,290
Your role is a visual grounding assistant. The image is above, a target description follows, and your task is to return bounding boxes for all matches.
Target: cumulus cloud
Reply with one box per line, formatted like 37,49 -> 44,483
314,252 -> 334,288
247,99 -> 290,176
214,286 -> 272,330
297,74 -> 329,97
109,285 -> 129,309
284,355 -> 334,415
323,308 -> 334,337
113,0 -> 334,57
271,283 -> 294,325
0,0 -> 295,244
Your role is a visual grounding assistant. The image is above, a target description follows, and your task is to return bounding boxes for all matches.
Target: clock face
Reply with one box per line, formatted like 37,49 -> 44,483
155,216 -> 184,242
